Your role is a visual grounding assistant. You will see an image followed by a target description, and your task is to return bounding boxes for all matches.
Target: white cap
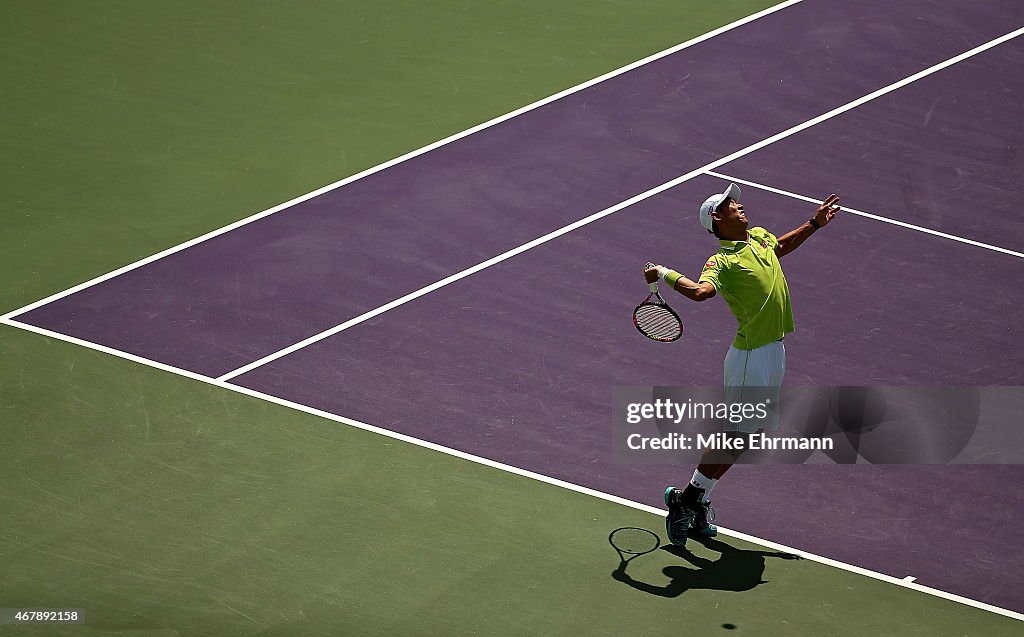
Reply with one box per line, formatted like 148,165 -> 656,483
699,183 -> 741,232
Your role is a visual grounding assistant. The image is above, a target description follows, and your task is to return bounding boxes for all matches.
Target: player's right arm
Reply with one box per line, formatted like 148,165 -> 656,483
644,264 -> 716,302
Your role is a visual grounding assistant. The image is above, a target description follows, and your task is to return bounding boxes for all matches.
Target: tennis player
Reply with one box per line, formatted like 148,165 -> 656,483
645,183 -> 839,546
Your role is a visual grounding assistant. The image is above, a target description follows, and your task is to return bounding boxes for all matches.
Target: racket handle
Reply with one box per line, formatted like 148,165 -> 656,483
649,281 -> 660,293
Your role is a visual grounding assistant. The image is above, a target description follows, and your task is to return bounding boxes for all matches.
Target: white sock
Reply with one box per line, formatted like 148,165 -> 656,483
690,470 -> 717,502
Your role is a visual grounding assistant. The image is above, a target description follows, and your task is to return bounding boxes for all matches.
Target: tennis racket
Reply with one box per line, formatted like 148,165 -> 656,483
609,527 -> 661,572
633,281 -> 683,342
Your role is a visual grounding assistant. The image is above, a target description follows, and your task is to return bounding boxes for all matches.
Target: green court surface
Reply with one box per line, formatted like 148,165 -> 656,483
2,338 -> 1018,636
1,1 -> 1020,635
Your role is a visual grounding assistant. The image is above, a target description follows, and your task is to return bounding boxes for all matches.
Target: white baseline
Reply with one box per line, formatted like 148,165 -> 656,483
2,315 -> 1022,623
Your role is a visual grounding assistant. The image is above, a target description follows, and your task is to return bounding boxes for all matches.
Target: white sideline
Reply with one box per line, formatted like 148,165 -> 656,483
2,314 -> 1022,623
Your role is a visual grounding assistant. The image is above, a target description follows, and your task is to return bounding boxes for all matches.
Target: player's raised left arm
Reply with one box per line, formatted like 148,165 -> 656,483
775,194 -> 840,258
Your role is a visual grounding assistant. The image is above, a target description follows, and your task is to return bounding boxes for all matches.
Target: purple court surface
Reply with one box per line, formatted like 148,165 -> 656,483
12,0 -> 1024,615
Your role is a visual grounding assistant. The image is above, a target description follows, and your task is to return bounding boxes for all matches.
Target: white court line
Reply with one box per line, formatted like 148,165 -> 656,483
0,0 -> 805,323
217,25 -> 1024,381
2,313 -> 1022,623
706,171 -> 1024,258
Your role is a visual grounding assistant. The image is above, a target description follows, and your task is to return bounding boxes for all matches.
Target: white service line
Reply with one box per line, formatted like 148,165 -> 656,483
2,313 -> 1022,623
706,171 -> 1024,258
217,24 -> 1024,381
0,0 -> 806,323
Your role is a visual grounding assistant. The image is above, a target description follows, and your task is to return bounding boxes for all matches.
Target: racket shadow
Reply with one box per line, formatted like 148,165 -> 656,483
609,526 -> 662,581
611,533 -> 802,598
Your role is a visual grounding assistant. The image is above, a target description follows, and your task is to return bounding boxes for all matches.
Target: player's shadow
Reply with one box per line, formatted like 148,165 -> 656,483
612,535 -> 802,597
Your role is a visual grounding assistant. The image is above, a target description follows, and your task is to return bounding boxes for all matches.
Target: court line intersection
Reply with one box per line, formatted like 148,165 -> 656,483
215,24 -> 1024,381
1,0 -> 805,323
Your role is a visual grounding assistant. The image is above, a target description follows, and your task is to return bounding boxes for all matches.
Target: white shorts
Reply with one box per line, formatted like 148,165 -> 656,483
723,340 -> 785,433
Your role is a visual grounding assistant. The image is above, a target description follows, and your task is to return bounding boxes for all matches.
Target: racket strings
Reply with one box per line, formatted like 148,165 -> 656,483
634,304 -> 682,340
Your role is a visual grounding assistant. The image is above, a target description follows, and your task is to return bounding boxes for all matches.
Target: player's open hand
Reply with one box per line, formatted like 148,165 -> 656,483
814,194 -> 840,228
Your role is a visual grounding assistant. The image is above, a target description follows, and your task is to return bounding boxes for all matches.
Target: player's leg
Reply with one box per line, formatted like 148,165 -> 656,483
666,342 -> 785,545
665,346 -> 744,545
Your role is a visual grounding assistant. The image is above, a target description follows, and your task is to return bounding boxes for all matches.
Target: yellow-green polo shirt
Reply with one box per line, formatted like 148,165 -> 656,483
698,227 -> 794,350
